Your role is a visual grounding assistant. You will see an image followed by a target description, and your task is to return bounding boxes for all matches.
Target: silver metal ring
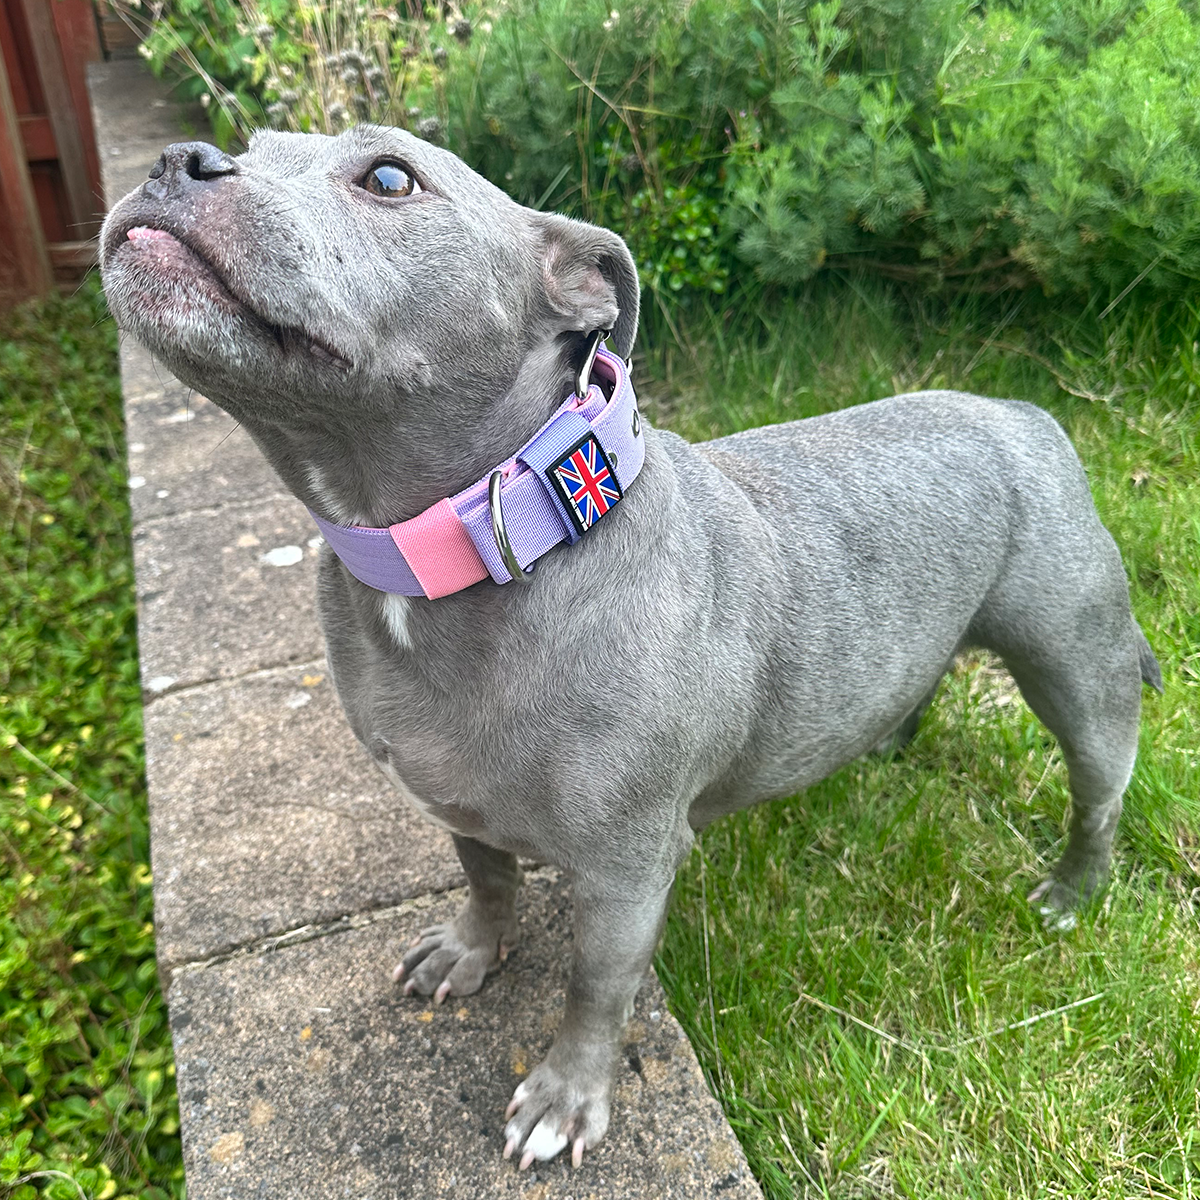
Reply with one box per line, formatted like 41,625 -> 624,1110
575,329 -> 610,401
488,470 -> 532,583
632,407 -> 641,437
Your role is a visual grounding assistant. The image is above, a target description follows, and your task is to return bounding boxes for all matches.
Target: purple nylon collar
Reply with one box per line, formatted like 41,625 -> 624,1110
309,347 -> 644,596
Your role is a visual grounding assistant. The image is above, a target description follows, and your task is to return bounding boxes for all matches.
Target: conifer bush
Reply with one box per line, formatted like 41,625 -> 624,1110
132,0 -> 1200,326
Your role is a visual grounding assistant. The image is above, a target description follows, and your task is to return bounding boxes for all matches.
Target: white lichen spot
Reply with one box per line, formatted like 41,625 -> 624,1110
129,476 -> 146,489
208,1130 -> 244,1164
236,533 -> 261,548
285,691 -> 312,709
156,489 -> 170,499
146,675 -> 176,693
260,545 -> 303,567
129,442 -> 146,453
163,409 -> 194,424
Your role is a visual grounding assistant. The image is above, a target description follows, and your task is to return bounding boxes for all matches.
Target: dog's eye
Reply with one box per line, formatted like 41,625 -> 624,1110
362,162 -> 421,198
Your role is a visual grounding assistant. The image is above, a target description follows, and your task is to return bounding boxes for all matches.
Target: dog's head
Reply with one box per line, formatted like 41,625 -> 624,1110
99,126 -> 639,428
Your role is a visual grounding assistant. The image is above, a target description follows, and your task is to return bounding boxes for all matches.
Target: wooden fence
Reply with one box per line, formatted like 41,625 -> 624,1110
0,0 -> 106,305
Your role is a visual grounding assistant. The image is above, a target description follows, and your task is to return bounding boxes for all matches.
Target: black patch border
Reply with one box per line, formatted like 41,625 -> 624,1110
545,433 -> 624,537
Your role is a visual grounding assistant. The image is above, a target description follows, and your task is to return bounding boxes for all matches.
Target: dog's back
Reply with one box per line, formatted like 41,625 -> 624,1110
679,392 -> 1157,836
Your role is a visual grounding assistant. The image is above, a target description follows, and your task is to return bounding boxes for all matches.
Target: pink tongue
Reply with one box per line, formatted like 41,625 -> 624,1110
127,226 -> 174,241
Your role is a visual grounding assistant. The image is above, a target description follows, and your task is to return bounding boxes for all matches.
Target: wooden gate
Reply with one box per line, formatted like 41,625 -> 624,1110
0,0 -> 104,305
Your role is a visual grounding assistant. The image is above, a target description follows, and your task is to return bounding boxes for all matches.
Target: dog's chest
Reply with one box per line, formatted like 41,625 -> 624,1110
373,748 -> 488,839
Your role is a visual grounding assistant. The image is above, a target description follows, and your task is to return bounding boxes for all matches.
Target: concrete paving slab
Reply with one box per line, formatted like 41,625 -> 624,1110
123,373 -> 282,522
145,662 -> 464,972
170,871 -> 761,1200
89,59 -> 208,203
133,498 -> 325,693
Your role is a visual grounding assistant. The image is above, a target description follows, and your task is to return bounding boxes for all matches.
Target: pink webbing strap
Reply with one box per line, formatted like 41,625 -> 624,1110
388,498 -> 489,599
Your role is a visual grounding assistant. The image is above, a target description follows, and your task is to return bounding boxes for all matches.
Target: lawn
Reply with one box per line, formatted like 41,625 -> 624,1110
0,280 -> 182,1199
1,274 -> 1196,1199
651,287 -> 1200,1199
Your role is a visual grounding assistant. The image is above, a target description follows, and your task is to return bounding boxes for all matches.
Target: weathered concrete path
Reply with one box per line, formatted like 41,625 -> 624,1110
89,58 -> 762,1199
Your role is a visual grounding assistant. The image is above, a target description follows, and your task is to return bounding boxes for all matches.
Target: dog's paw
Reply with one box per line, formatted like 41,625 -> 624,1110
1027,877 -> 1080,932
502,1053 -> 612,1170
392,921 -> 512,1002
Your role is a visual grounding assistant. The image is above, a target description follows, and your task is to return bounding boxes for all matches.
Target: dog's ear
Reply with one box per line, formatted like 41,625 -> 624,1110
536,213 -> 640,359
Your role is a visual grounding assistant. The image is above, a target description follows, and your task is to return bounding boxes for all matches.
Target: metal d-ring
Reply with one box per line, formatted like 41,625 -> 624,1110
575,328 -> 610,401
488,470 -> 532,583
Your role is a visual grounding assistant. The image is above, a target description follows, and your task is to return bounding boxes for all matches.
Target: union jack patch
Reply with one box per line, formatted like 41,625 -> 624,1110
546,434 -> 623,535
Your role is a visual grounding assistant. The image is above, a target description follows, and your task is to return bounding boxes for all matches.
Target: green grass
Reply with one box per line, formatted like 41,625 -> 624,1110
0,280 -> 182,1200
2,271 -> 1197,1200
650,281 -> 1200,1199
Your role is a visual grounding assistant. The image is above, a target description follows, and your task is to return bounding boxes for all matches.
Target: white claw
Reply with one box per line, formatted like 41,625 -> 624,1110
505,1082 -> 528,1118
434,979 -> 452,1005
403,979 -> 416,996
391,962 -> 405,983
502,1136 -> 517,1160
572,1137 -> 585,1168
519,1149 -> 535,1171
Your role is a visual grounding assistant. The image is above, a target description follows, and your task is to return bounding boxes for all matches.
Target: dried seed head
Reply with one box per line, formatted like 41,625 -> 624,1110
416,116 -> 444,144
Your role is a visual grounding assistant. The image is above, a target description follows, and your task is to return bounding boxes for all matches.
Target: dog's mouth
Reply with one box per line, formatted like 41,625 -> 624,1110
115,224 -> 352,371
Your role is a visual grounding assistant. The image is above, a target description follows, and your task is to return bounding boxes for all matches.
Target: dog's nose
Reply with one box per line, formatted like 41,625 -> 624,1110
147,141 -> 238,187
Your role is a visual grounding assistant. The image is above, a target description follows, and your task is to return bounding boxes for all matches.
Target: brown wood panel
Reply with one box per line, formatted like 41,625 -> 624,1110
30,161 -> 69,240
0,0 -> 44,114
50,238 -> 97,272
0,30 -> 52,297
0,0 -> 103,300
96,5 -> 140,55
19,110 -> 53,158
17,0 -> 96,236
48,0 -> 101,218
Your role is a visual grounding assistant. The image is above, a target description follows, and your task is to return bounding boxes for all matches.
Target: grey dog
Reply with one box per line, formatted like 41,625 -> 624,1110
100,125 -> 1160,1171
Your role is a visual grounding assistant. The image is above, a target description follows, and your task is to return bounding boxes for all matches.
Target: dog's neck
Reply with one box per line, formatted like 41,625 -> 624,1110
232,339 -> 579,529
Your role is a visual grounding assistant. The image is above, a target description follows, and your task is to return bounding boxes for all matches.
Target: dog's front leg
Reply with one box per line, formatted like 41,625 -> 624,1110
503,874 -> 673,1169
393,834 -> 522,1002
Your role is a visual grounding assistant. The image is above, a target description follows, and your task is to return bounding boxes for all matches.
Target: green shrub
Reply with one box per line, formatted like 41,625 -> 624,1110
727,0 -> 1200,301
132,0 -> 1200,320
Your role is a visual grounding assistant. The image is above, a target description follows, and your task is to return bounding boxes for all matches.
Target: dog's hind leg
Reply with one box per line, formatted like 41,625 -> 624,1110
979,594 -> 1146,930
393,835 -> 522,1000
